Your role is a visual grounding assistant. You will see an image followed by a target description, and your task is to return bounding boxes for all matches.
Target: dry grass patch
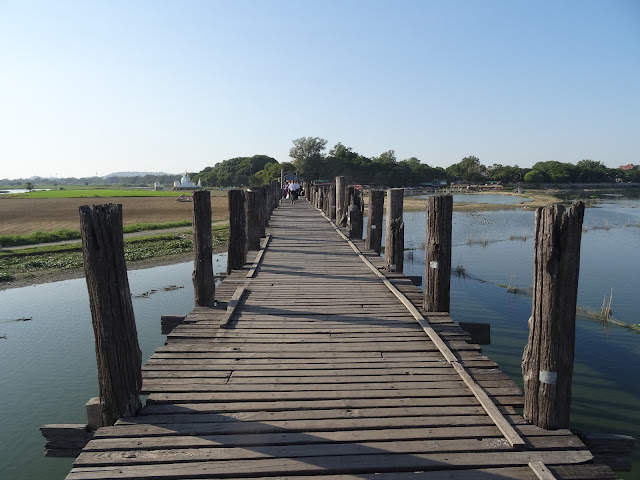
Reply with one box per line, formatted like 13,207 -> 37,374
0,192 -> 229,235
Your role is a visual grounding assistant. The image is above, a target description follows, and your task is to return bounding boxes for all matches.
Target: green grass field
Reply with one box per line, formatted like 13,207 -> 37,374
9,189 -> 190,199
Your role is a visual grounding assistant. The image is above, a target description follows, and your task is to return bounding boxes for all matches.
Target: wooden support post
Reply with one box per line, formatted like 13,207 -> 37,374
424,195 -> 453,312
304,181 -> 311,202
319,187 -> 324,211
522,202 -> 585,430
324,186 -> 331,216
348,188 -> 364,240
262,184 -> 270,227
329,184 -> 336,221
245,189 -> 261,251
227,189 -> 246,274
86,397 -> 102,431
192,190 -> 215,307
384,188 -> 404,272
366,189 -> 384,254
270,180 -> 279,211
78,204 -> 142,426
258,186 -> 267,237
336,176 -> 347,226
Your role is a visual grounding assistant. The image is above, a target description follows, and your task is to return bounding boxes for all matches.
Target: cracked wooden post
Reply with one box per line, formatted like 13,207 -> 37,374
324,186 -> 330,217
336,176 -> 347,226
245,189 -> 261,251
384,188 -> 404,273
304,181 -> 311,202
258,186 -> 267,237
227,189 -> 246,274
348,188 -> 363,240
522,202 -> 585,430
271,180 -> 279,211
79,203 -> 142,427
192,190 -> 215,307
329,184 -> 336,221
424,195 -> 453,312
366,189 -> 384,254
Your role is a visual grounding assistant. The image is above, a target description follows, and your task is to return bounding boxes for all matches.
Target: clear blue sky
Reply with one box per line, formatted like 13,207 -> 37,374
1,0 -> 638,179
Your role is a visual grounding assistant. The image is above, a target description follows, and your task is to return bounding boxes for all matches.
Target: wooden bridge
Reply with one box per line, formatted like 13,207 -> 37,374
65,200 -> 617,479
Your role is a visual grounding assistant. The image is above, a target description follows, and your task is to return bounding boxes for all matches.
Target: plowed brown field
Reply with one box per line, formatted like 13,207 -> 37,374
0,195 -> 229,235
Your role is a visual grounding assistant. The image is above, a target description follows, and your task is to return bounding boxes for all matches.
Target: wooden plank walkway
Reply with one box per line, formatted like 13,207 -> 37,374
66,200 -> 617,479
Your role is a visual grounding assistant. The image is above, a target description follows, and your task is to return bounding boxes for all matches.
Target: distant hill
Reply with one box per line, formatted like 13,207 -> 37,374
105,171 -> 176,177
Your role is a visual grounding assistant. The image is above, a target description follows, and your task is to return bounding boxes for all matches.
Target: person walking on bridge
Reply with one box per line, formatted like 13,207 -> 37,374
289,180 -> 301,204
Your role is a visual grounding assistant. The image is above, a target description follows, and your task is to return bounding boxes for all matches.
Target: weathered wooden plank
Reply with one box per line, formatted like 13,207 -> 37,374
67,450 -> 594,479
120,406 -> 499,426
75,435 -> 587,467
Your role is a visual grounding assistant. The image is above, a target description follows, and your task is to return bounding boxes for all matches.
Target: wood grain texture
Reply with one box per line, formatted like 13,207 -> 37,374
192,190 -> 215,307
424,194 -> 453,312
522,202 -> 585,430
79,204 -> 142,426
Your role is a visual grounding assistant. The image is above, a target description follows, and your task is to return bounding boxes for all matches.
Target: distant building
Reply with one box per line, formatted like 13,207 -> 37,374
619,164 -> 638,171
173,173 -> 202,190
152,182 -> 165,191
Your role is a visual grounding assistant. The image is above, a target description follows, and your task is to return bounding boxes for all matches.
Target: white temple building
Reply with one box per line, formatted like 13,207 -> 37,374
173,172 -> 202,190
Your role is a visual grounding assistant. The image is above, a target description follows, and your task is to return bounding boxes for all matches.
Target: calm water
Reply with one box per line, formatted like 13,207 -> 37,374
412,193 -> 533,204
0,199 -> 638,479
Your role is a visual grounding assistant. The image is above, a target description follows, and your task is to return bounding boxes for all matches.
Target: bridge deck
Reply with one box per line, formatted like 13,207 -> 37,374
66,200 -> 615,479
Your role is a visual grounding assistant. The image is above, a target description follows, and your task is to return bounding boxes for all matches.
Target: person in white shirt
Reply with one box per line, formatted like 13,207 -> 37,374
289,180 -> 301,204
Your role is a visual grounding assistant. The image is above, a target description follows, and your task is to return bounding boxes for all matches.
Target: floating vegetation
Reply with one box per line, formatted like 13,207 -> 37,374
134,284 -> 184,299
508,231 -> 528,242
465,237 -> 491,247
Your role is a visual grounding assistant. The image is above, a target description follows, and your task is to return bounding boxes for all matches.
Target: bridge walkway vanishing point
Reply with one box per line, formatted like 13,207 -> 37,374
66,199 -> 616,480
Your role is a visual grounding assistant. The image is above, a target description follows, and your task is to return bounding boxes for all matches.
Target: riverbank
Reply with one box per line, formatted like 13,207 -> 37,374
404,191 -> 561,212
0,246 -> 228,291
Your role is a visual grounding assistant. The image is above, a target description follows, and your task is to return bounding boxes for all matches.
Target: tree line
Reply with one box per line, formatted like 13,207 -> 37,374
5,138 -> 637,190
193,137 -> 639,187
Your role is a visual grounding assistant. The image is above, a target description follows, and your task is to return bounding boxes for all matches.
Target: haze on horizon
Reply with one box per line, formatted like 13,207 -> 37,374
1,0 -> 638,180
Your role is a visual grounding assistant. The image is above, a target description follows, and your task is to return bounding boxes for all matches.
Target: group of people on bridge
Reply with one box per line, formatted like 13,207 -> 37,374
283,180 -> 302,204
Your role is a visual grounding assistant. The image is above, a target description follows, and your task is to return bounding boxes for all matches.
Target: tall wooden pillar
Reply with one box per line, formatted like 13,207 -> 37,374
366,189 -> 384,254
258,186 -> 267,237
336,176 -> 347,226
192,190 -> 215,307
384,188 -> 404,273
424,195 -> 453,312
329,184 -> 337,221
271,180 -> 279,210
348,189 -> 364,240
245,190 -> 261,251
522,202 -> 585,430
79,204 -> 142,427
227,189 -> 246,274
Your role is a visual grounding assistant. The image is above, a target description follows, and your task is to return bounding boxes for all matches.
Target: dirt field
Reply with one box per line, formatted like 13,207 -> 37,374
0,193 -> 230,235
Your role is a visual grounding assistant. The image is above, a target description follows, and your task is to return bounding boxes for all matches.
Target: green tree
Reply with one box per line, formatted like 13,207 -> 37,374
289,137 -> 327,179
524,170 -> 548,183
24,182 -> 34,191
446,156 -> 486,182
372,150 -> 397,164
